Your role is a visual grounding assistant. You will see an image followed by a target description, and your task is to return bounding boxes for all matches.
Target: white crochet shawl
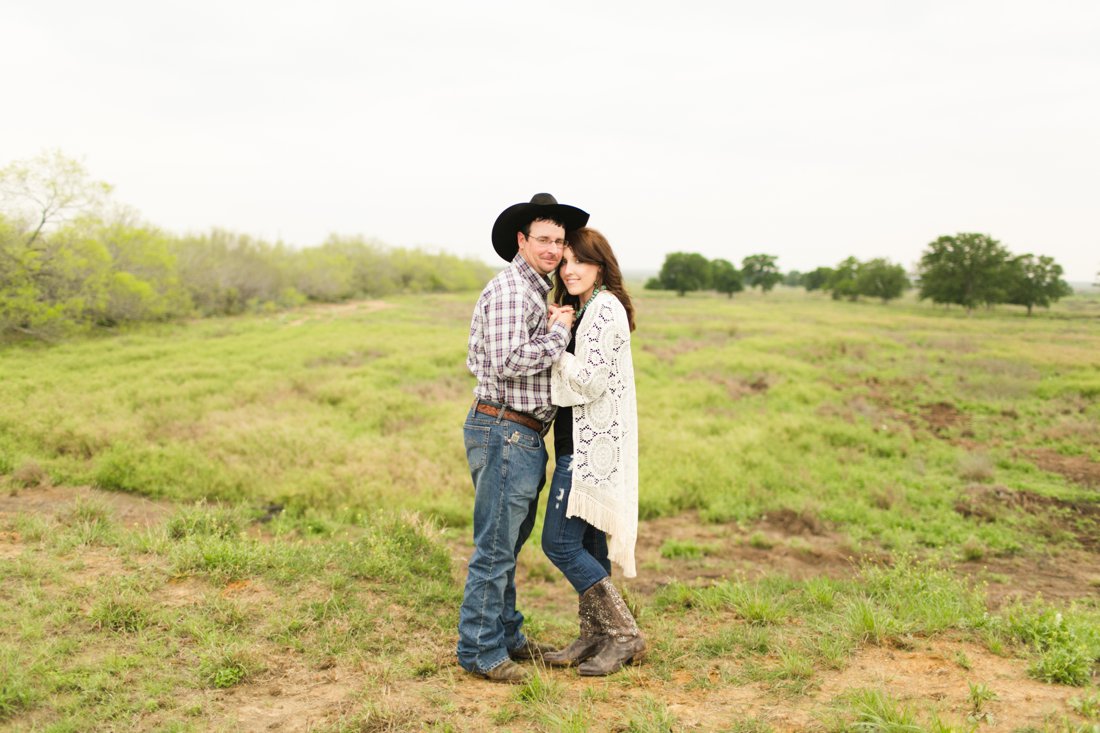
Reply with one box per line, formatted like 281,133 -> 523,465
551,291 -> 638,577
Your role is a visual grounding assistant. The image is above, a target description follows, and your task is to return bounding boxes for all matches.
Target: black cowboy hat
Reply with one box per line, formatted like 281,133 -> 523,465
491,193 -> 589,262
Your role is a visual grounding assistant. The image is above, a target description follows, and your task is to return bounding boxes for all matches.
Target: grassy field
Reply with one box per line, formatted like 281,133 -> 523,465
1,288 -> 1098,732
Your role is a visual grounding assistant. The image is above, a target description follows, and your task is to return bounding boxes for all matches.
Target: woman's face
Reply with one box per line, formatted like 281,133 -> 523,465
559,247 -> 601,302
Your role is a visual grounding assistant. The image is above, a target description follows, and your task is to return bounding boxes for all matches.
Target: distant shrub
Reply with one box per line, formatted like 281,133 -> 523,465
92,446 -> 142,493
747,532 -> 774,550
167,504 -> 244,540
1029,643 -> 1093,686
11,461 -> 49,488
960,535 -> 985,562
198,648 -> 255,689
90,596 -> 149,632
957,452 -> 995,482
996,602 -> 1098,686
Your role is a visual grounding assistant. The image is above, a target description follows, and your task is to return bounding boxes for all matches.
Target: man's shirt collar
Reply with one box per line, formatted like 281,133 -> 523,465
511,254 -> 553,295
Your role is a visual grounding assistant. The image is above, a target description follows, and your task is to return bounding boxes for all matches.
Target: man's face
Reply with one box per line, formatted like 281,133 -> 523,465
517,219 -> 566,276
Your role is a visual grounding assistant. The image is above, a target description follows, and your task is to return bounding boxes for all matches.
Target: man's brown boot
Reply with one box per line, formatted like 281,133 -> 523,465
578,578 -> 646,677
509,639 -> 558,662
542,582 -> 607,667
479,659 -> 530,684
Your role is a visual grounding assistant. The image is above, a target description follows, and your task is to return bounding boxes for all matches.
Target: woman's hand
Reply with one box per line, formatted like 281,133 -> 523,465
548,304 -> 575,331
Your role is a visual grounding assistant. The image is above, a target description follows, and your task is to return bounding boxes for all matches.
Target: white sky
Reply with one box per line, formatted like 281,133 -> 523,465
4,0 -> 1098,281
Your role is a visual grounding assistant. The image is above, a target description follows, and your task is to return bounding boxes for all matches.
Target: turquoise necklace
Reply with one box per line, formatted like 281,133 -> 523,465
575,285 -> 605,320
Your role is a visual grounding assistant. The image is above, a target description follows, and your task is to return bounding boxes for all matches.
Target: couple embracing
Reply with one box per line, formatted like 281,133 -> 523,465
457,193 -> 644,683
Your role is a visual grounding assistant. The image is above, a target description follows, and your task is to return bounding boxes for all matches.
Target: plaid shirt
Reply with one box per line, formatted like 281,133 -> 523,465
467,255 -> 570,423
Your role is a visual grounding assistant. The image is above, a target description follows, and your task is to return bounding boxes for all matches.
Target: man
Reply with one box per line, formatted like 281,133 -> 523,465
457,193 -> 589,682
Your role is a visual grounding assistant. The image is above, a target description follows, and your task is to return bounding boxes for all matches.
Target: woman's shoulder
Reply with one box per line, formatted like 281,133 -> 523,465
594,291 -> 628,323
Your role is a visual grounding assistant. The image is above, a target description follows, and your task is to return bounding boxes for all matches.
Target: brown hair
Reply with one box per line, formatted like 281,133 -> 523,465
553,227 -> 635,332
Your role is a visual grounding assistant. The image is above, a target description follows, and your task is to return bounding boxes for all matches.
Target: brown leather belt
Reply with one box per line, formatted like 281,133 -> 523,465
474,402 -> 547,435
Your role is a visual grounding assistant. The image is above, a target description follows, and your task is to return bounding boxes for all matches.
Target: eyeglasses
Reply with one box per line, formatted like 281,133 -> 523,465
525,235 -> 567,250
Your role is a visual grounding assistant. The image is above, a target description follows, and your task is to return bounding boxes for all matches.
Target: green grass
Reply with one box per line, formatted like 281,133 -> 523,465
659,538 -> 715,558
657,556 -> 1100,699
2,290 -> 1097,555
2,290 -> 1091,554
830,688 -> 923,731
1,288 -> 1098,730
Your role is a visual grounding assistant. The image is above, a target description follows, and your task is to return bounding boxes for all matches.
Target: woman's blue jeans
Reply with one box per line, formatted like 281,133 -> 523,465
456,404 -> 548,674
541,454 -> 611,594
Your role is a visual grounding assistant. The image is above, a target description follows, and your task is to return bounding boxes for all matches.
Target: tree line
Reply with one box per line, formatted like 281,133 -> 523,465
0,152 -> 494,340
645,253 -> 783,297
645,233 -> 1073,315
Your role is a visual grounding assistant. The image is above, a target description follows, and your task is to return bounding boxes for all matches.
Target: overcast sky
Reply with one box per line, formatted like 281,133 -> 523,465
4,1 -> 1098,281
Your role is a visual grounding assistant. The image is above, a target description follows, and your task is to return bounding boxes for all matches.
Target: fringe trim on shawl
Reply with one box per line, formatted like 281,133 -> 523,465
566,484 -> 637,578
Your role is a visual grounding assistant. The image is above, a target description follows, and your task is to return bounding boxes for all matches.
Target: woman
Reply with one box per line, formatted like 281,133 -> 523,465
541,227 -> 644,676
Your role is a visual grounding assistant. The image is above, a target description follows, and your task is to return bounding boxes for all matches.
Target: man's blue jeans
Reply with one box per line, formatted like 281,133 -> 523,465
541,454 -> 611,594
456,403 -> 548,674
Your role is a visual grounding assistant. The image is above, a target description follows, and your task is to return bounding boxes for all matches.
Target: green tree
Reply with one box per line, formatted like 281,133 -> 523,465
918,233 -> 1010,313
710,258 -> 744,298
1003,254 -> 1072,316
320,235 -> 402,296
169,230 -> 291,315
856,258 -> 909,303
95,217 -> 192,323
0,150 -> 111,247
827,257 -> 861,301
0,152 -> 117,338
0,214 -> 39,336
783,270 -> 803,287
653,252 -> 711,296
803,266 -> 833,292
293,244 -> 356,301
741,254 -> 782,293
3,221 -> 115,336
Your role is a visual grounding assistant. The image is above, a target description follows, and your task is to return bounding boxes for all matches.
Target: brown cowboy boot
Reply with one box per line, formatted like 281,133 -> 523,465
542,582 -> 607,667
509,639 -> 559,663
479,659 -> 530,684
577,578 -> 646,677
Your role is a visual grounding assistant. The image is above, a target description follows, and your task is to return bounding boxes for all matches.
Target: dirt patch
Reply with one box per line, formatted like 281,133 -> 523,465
1040,418 -> 1100,447
961,549 -> 1100,607
65,546 -> 131,591
0,531 -> 23,560
287,299 -> 391,327
607,512 -> 857,598
305,348 -> 386,368
0,484 -> 172,528
955,484 -> 1100,551
806,638 -> 1083,731
761,507 -> 826,536
417,635 -> 1088,733
160,576 -> 211,608
1025,448 -> 1100,489
920,401 -> 971,437
640,334 -> 733,365
695,371 -> 772,400
215,661 -> 359,732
